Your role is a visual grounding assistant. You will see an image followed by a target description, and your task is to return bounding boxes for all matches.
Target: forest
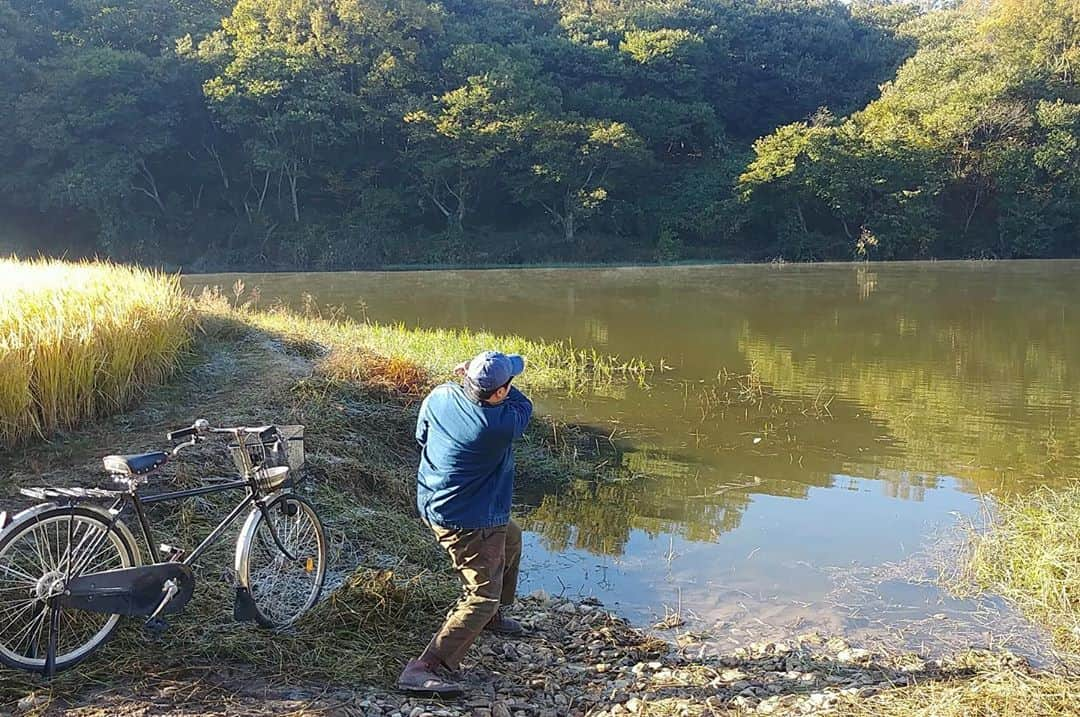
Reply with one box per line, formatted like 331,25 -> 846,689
0,0 -> 1076,268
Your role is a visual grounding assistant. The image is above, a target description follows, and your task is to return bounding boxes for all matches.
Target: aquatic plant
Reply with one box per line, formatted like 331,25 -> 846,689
0,258 -> 195,447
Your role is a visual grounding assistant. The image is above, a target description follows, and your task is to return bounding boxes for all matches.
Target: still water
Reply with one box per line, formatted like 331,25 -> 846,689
187,261 -> 1080,658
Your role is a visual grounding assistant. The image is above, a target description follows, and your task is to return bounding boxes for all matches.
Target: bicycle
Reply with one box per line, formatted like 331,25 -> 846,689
0,419 -> 327,676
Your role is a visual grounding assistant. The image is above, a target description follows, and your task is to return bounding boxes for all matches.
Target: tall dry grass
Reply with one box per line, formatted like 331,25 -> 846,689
0,257 -> 195,447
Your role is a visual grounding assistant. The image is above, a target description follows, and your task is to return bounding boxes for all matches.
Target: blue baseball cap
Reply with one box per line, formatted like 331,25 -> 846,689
466,350 -> 525,390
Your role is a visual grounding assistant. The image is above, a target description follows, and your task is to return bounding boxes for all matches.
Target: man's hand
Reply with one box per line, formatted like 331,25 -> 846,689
452,360 -> 469,377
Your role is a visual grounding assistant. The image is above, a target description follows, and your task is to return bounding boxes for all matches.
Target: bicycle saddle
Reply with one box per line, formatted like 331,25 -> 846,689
103,452 -> 169,476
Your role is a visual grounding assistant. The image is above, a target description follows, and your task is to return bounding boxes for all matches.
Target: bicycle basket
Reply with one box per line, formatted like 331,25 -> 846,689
229,425 -> 304,492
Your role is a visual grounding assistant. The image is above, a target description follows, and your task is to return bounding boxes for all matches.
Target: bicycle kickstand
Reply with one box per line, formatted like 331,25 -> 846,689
43,602 -> 61,678
143,578 -> 180,634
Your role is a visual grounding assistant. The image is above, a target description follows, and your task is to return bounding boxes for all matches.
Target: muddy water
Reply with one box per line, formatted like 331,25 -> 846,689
186,261 -> 1080,659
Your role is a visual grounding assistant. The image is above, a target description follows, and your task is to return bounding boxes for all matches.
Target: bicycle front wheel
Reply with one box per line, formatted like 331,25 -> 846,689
236,493 -> 326,628
0,506 -> 137,673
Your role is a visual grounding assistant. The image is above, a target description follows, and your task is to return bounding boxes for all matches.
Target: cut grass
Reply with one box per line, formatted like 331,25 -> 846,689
0,286 -> 639,707
0,257 -> 195,448
0,330 -> 456,705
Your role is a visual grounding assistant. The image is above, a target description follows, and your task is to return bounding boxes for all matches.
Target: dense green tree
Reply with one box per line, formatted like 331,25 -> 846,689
403,45 -> 549,232
740,0 -> 1080,261
4,0 -> 1076,267
513,118 -> 648,243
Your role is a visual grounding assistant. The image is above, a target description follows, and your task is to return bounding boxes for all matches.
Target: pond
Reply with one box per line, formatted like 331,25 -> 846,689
186,261 -> 1080,660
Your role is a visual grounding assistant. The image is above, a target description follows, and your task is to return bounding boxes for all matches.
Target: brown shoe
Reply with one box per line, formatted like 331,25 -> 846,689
396,659 -> 464,697
485,608 -> 524,636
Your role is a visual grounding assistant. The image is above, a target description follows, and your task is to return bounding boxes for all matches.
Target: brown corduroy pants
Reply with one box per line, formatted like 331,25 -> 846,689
421,519 -> 522,670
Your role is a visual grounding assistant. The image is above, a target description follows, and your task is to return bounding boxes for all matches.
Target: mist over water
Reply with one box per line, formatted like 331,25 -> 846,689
187,261 -> 1080,660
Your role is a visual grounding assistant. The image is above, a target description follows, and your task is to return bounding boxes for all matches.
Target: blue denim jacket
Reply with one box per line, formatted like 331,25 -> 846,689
415,382 -> 533,529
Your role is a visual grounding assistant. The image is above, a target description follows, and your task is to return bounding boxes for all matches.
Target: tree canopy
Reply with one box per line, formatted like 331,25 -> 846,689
0,0 -> 1075,267
739,0 -> 1080,260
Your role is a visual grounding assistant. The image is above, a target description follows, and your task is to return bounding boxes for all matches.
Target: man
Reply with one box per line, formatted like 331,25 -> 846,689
397,350 -> 534,697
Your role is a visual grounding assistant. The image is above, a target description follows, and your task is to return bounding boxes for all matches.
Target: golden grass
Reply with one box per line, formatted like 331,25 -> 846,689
0,257 -> 195,447
843,655 -> 1080,717
321,348 -> 432,401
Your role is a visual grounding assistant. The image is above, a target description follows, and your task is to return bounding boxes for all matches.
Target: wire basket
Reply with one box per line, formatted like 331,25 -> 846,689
229,425 -> 305,492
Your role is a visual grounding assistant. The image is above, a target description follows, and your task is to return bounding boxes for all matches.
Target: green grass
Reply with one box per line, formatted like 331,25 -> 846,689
961,486 -> 1080,657
0,282 -> 645,706
195,284 -> 651,396
0,257 -> 195,447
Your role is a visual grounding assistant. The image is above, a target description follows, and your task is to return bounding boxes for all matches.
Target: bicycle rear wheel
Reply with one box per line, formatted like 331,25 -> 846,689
236,493 -> 326,628
0,506 -> 137,673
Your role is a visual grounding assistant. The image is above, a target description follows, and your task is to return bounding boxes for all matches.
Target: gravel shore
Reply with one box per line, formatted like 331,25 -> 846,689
38,591 -> 1017,717
366,592 -> 982,717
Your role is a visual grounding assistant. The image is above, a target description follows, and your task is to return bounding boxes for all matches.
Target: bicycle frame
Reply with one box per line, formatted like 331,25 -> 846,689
83,473 -> 297,573
0,421 -> 320,679
123,478 -> 254,566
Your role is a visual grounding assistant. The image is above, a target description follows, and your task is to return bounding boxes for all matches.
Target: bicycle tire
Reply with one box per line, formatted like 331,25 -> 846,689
0,505 -> 138,673
235,492 -> 326,628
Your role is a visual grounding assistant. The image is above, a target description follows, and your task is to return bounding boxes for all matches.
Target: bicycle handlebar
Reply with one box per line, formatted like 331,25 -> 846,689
167,419 -> 277,444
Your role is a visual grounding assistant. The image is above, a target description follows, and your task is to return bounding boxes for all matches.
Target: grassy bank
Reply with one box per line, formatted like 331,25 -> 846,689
963,487 -> 1080,658
197,284 -> 652,396
5,263 -> 1080,716
0,258 -> 194,448
834,488 -> 1080,717
0,273 -> 640,708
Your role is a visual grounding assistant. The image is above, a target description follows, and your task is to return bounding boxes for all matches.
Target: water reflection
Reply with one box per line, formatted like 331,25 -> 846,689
186,261 -> 1080,655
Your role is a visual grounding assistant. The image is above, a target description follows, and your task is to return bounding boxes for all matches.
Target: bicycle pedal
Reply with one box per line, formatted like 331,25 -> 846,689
143,616 -> 170,634
159,543 -> 187,562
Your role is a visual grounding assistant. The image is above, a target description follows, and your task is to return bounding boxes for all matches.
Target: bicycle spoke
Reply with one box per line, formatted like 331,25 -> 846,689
47,520 -> 62,572
62,520 -> 98,576
246,500 -> 322,626
30,529 -> 49,578
52,520 -> 63,572
68,525 -> 111,578
0,599 -> 42,634
0,561 -> 40,586
78,539 -> 123,577
6,539 -> 45,584
0,512 -> 129,669
9,605 -> 47,656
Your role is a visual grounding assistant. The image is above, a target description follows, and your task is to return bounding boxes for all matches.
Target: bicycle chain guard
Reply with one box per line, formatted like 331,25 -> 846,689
62,563 -> 195,617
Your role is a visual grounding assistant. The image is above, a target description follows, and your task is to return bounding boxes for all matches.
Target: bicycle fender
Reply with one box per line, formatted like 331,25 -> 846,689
0,502 -> 143,566
233,489 -> 291,588
0,502 -> 60,544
